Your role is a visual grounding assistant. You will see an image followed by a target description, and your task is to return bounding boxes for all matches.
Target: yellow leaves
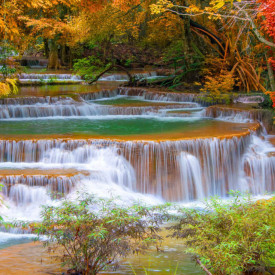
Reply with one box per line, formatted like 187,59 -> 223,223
0,79 -> 18,97
150,0 -> 174,14
214,1 -> 225,9
201,70 -> 236,94
186,5 -> 202,14
5,78 -> 18,95
209,0 -> 242,11
0,83 -> 11,97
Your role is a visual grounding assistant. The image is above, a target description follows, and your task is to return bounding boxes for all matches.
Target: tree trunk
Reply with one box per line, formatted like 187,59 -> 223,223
88,64 -> 133,84
68,47 -> 73,69
48,40 -> 60,70
44,39 -> 49,58
60,45 -> 67,67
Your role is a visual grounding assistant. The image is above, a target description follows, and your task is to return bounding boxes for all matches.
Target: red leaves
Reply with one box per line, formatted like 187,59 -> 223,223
268,57 -> 275,71
257,0 -> 275,42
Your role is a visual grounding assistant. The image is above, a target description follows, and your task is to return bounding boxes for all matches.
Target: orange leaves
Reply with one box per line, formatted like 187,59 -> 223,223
78,0 -> 142,13
112,0 -> 141,11
266,91 -> 275,108
186,5 -> 202,14
0,0 -> 20,41
22,17 -> 70,39
79,0 -> 107,13
14,0 -> 84,44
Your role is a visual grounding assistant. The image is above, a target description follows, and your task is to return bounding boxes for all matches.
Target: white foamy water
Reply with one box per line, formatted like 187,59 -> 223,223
18,73 -> 82,83
98,71 -> 162,81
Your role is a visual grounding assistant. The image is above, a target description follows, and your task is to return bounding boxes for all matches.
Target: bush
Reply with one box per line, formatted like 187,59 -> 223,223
35,195 -> 166,275
259,93 -> 274,109
199,70 -> 237,105
169,193 -> 275,275
73,56 -> 105,80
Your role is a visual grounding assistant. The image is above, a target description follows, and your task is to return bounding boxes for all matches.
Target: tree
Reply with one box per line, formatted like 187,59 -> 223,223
151,0 -> 275,91
0,0 -> 20,97
35,195 -> 166,275
151,0 -> 274,48
19,0 -> 81,69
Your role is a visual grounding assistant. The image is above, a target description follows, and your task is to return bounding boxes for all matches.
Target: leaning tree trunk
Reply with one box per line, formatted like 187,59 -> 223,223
88,64 -> 134,85
48,40 -> 61,70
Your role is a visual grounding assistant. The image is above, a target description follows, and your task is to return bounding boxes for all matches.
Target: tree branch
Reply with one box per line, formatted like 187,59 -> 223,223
196,258 -> 213,275
88,64 -> 133,85
166,3 -> 275,48
234,5 -> 275,48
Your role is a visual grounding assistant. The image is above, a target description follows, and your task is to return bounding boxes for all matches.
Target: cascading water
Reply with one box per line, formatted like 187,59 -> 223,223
0,135 -> 273,203
178,153 -> 204,201
0,87 -> 274,240
1,174 -> 76,197
79,87 -> 198,103
98,71 -> 161,81
0,92 -> 201,119
18,73 -> 82,84
242,136 -> 275,193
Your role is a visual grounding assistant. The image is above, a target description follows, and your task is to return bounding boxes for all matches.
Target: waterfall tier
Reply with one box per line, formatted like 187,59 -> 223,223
0,136 -> 274,201
98,71 -> 160,81
0,99 -> 199,119
18,73 -> 82,85
80,88 -> 198,103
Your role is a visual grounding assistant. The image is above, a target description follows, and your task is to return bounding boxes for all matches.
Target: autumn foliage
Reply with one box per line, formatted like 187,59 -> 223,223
258,0 -> 275,42
0,0 -> 275,100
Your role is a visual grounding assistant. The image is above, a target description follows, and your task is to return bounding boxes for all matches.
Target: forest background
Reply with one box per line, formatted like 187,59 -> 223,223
0,0 -> 274,105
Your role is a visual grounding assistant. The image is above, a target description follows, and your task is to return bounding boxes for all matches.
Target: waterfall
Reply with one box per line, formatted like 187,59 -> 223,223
0,135 -> 274,202
0,93 -> 201,119
242,136 -> 275,193
1,87 -> 274,249
1,175 -> 76,199
80,88 -> 199,103
0,102 -> 100,119
18,73 -> 82,83
0,103 -> 198,118
178,153 -> 204,201
98,72 -> 159,81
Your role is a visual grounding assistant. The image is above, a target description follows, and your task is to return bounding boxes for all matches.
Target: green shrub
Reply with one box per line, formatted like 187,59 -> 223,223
35,195 -> 166,275
169,193 -> 275,275
259,93 -> 273,109
73,56 -> 105,80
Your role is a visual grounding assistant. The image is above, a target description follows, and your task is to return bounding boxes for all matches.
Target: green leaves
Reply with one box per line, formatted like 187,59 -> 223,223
170,194 -> 275,275
34,194 -> 166,275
